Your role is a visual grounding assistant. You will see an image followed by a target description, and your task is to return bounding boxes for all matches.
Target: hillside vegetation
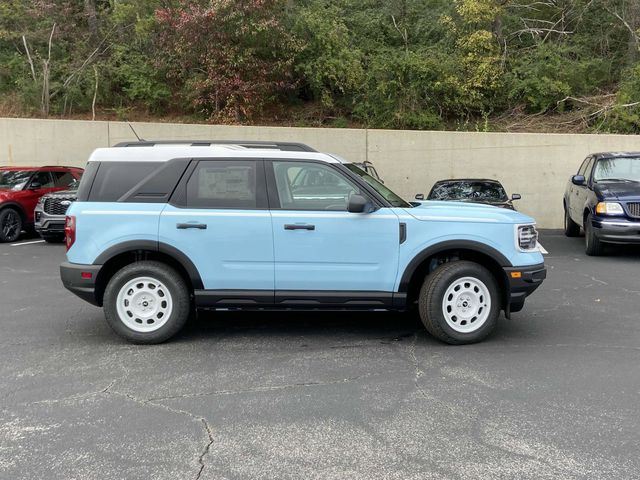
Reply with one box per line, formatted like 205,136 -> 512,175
1,0 -> 639,133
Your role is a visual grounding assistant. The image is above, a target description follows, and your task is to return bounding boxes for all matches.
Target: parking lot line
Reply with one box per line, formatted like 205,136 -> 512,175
10,239 -> 46,246
537,242 -> 549,254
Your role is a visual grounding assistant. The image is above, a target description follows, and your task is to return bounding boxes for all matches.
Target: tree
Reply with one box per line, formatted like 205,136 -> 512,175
156,0 -> 298,121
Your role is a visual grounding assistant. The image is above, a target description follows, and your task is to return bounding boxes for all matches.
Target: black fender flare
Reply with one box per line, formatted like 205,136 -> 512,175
398,240 -> 512,292
93,240 -> 204,289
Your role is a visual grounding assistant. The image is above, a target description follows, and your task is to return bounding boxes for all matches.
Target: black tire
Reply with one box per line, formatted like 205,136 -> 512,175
564,205 -> 580,237
0,208 -> 23,243
584,213 -> 605,256
103,261 -> 191,344
41,233 -> 65,243
418,261 -> 500,345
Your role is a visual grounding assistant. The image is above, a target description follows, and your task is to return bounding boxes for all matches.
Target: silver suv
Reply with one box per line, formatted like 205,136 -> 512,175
35,182 -> 79,243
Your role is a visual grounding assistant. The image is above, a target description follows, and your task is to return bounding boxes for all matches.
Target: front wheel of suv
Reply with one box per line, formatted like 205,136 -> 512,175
0,208 -> 23,243
103,261 -> 191,344
418,261 -> 500,345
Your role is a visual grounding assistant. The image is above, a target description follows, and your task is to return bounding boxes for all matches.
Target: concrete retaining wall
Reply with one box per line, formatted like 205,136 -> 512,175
2,117 -> 640,228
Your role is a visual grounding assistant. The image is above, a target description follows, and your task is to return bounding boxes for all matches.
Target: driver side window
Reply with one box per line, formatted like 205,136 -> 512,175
577,157 -> 591,176
31,171 -> 54,189
272,161 -> 359,211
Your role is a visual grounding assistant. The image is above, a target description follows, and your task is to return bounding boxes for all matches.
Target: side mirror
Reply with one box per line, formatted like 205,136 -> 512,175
29,182 -> 42,190
415,193 -> 425,200
571,175 -> 586,186
347,194 -> 369,213
511,193 -> 521,201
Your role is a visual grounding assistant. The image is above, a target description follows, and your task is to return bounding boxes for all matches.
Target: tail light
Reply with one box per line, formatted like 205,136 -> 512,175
65,215 -> 76,251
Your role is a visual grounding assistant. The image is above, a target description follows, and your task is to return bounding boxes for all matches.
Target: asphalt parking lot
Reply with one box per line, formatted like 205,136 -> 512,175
1,231 -> 639,479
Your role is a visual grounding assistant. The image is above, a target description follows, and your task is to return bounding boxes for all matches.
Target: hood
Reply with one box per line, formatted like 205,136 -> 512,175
43,189 -> 78,199
594,182 -> 640,202
405,200 -> 534,224
440,198 -> 513,209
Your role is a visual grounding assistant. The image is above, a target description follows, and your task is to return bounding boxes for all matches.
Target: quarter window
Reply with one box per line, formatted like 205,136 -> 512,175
272,161 -> 359,211
186,160 -> 262,209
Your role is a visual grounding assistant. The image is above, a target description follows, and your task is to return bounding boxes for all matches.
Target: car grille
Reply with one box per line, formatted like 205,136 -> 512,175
43,196 -> 75,216
627,203 -> 640,218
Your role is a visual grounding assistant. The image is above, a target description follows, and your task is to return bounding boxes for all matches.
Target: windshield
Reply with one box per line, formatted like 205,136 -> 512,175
345,163 -> 411,208
593,157 -> 640,183
428,181 -> 507,202
0,170 -> 32,191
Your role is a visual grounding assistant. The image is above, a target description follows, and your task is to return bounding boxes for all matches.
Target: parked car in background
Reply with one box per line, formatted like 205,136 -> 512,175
61,140 -> 545,346
0,166 -> 83,242
563,152 -> 640,256
34,180 -> 80,243
423,179 -> 521,210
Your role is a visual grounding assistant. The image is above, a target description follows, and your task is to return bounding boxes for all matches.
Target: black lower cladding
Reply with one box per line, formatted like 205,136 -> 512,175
194,290 -> 398,309
503,263 -> 546,312
60,262 -> 102,306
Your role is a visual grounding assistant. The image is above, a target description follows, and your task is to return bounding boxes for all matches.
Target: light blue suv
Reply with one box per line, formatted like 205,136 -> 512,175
60,140 -> 546,344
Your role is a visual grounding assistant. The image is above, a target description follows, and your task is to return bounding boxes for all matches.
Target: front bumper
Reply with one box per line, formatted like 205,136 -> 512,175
60,262 -> 102,306
34,208 -> 65,235
591,217 -> 640,244
503,263 -> 546,315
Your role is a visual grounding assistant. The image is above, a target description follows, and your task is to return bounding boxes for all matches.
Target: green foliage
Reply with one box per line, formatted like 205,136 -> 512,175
508,44 -> 613,113
600,63 -> 640,133
291,2 -> 363,108
0,0 -> 639,132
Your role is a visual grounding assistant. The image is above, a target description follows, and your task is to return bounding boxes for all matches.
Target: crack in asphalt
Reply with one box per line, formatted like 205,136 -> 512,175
103,388 -> 215,480
196,418 -> 214,480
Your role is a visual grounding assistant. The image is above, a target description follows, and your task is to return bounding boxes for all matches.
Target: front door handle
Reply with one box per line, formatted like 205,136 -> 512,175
177,223 -> 207,230
284,224 -> 315,231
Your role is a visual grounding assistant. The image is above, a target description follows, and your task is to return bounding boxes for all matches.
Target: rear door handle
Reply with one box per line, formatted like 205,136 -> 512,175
177,223 -> 207,230
284,224 -> 315,231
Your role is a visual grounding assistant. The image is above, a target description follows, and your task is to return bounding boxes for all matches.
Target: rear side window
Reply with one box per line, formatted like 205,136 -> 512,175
88,162 -> 162,202
185,160 -> 265,209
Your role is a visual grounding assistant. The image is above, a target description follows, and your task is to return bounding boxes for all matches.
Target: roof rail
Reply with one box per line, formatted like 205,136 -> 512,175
112,140 -> 317,152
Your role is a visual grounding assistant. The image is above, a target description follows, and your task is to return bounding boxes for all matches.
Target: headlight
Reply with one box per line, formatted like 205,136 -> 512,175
595,202 -> 624,215
516,224 -> 538,252
36,197 -> 45,205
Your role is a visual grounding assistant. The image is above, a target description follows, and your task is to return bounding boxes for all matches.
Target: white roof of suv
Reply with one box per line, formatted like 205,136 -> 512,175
88,144 -> 344,163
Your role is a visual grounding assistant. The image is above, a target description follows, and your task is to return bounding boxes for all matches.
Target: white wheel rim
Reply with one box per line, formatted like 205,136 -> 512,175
116,276 -> 173,333
441,276 -> 491,333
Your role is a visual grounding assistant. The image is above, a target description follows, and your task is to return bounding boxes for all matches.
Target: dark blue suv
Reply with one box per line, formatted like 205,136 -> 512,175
564,152 -> 640,255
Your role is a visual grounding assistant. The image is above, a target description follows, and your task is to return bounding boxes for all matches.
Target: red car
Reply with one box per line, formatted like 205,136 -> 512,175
0,166 -> 84,242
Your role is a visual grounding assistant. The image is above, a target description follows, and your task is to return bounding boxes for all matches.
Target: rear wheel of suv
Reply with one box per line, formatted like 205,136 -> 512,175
103,261 -> 191,344
418,261 -> 500,345
0,208 -> 22,243
564,205 -> 580,237
584,213 -> 604,256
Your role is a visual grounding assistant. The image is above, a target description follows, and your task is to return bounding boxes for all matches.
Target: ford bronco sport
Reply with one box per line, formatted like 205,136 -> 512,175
60,141 -> 546,345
